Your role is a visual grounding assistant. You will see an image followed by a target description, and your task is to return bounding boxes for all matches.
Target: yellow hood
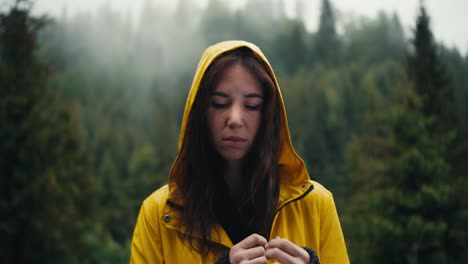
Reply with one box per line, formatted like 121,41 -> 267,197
169,40 -> 311,205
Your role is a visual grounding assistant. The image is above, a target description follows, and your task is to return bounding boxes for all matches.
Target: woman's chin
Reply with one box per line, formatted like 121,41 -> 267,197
219,151 -> 247,161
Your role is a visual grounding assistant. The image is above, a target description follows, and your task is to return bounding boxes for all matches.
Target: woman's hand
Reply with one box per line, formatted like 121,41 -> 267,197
229,234 -> 268,264
264,237 -> 310,264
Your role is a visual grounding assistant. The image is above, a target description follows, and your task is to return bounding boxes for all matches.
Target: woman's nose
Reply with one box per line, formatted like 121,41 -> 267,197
226,104 -> 243,128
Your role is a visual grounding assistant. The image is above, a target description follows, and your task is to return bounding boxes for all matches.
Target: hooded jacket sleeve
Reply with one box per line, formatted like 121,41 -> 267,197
319,194 -> 349,263
130,200 -> 164,264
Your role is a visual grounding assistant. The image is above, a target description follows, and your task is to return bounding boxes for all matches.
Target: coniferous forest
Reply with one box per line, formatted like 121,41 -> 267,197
1,0 -> 467,263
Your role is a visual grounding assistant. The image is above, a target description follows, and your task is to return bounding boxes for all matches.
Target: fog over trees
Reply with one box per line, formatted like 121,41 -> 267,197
1,0 -> 467,263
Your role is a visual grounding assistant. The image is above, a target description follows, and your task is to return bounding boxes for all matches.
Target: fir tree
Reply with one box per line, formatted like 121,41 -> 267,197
344,3 -> 464,263
271,19 -> 308,74
407,4 -> 466,260
0,1 -> 96,262
315,0 -> 339,65
406,4 -> 453,129
345,85 -> 456,263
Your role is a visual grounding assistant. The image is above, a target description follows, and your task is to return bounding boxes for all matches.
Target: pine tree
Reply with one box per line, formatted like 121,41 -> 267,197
315,0 -> 339,65
344,3 -> 464,263
0,1 -> 96,262
346,86 -> 455,263
406,4 -> 453,129
407,4 -> 466,260
271,19 -> 308,74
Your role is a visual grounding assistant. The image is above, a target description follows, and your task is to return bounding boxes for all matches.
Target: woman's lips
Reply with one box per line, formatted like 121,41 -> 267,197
222,136 -> 247,147
223,136 -> 247,142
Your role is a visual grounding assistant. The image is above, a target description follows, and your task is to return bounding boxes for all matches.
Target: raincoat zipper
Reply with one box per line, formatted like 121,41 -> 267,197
268,183 -> 315,240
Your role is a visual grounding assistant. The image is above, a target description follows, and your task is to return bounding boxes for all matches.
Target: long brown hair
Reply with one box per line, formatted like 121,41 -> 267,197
170,47 -> 281,253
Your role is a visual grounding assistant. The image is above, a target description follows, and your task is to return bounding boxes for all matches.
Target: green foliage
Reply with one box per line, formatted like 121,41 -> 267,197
342,11 -> 406,64
81,227 -> 130,264
344,4 -> 467,263
315,0 -> 340,65
407,6 -> 453,125
271,19 -> 309,74
0,3 -> 96,263
344,87 -> 456,263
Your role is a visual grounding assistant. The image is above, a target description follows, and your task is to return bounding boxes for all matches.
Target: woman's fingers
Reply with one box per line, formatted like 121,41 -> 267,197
245,255 -> 268,264
266,237 -> 307,257
230,234 -> 268,264
265,237 -> 310,264
265,247 -> 296,263
237,234 -> 268,249
234,246 -> 266,262
230,235 -> 310,264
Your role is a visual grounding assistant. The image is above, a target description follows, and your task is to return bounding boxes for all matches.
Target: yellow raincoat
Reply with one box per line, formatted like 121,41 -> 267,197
131,41 -> 349,263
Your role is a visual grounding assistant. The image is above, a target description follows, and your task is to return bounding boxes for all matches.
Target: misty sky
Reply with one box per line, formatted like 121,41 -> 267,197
29,0 -> 468,55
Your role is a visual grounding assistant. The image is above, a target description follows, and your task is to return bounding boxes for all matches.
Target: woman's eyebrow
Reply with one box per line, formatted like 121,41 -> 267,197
245,93 -> 263,99
211,91 -> 229,97
211,91 -> 263,99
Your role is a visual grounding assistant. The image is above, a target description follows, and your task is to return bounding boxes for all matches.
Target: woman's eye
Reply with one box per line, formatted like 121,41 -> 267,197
211,102 -> 228,109
245,104 -> 262,111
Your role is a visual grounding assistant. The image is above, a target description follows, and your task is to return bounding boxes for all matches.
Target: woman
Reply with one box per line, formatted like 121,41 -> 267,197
131,41 -> 349,263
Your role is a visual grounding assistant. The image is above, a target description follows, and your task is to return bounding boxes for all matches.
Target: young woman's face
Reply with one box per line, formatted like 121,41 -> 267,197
207,64 -> 264,161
